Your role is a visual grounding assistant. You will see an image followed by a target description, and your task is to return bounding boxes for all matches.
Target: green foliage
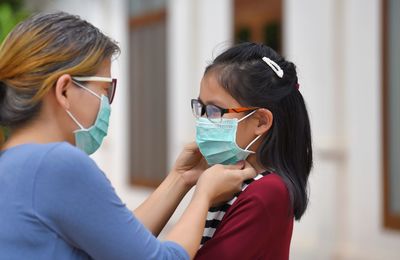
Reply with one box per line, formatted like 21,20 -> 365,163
0,0 -> 29,44
0,1 -> 29,141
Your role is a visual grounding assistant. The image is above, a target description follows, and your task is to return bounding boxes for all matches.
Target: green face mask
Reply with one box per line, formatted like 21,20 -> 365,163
66,83 -> 111,155
195,110 -> 261,165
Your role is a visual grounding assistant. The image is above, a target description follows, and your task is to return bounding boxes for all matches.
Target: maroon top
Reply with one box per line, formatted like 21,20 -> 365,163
195,173 -> 293,260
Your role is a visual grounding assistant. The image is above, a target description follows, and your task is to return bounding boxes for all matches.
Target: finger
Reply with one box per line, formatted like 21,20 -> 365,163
238,163 -> 257,180
184,141 -> 199,151
243,160 -> 255,169
243,160 -> 254,169
199,158 -> 210,169
223,161 -> 245,170
236,160 -> 246,169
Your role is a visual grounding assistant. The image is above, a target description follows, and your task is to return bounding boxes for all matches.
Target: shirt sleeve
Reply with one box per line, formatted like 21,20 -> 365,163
194,195 -> 270,260
195,175 -> 293,260
31,143 -> 189,260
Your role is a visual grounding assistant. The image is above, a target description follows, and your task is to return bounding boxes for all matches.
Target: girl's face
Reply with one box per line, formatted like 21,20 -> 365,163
198,71 -> 262,151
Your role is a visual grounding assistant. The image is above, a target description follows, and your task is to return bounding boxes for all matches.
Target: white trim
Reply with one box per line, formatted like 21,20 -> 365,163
206,211 -> 226,221
72,76 -> 113,82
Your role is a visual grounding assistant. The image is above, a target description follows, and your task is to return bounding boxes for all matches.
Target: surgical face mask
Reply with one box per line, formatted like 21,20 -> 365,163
195,110 -> 262,165
66,82 -> 111,155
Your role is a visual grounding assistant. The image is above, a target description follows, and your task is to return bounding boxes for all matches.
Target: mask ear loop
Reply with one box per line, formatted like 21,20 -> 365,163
72,80 -> 102,99
66,110 -> 85,130
66,80 -> 103,130
238,109 -> 262,152
238,110 -> 258,123
244,134 -> 262,152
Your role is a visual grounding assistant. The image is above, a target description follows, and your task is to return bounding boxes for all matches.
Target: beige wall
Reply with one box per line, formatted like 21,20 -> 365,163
286,0 -> 400,259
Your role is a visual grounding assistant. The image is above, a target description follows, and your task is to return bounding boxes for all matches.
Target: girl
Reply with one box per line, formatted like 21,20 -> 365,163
192,42 -> 312,259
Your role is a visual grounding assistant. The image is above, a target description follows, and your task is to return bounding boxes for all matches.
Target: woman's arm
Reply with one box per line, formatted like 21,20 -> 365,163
133,170 -> 191,236
164,190 -> 210,257
134,142 -> 258,258
134,142 -> 208,236
34,143 -> 256,260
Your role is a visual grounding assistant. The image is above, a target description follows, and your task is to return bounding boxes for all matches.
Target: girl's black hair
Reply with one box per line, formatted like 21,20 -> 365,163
205,42 -> 312,220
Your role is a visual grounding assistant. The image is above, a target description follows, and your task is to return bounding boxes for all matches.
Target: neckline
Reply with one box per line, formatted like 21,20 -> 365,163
0,142 -> 65,156
1,143 -> 37,154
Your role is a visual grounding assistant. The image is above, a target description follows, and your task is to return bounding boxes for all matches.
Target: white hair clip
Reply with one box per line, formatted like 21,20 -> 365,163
262,57 -> 284,78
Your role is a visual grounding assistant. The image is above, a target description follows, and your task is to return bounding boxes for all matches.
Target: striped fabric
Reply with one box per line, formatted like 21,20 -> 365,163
200,172 -> 269,246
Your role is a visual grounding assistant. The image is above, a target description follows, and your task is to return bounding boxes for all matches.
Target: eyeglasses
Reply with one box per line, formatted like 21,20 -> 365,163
72,76 -> 117,104
191,99 -> 258,123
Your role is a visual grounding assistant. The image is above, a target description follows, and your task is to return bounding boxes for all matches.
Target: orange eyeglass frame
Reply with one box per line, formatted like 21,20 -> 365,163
191,99 -> 259,118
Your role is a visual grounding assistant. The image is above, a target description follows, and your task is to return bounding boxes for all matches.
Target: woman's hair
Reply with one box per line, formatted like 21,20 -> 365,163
0,12 -> 120,145
205,42 -> 312,220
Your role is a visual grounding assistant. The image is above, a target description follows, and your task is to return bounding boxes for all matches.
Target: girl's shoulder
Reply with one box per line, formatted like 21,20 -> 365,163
238,173 -> 290,209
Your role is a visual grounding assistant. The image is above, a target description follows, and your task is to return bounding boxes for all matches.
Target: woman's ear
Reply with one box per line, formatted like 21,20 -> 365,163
54,74 -> 73,110
254,108 -> 273,136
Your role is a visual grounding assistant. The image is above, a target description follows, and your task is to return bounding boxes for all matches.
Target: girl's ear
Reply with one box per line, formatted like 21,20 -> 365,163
254,108 -> 273,135
54,74 -> 73,110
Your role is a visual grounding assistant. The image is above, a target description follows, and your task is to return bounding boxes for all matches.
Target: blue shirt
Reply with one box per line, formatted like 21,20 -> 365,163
0,142 -> 189,260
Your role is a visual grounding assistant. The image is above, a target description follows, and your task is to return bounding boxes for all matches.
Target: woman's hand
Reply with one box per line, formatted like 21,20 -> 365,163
195,161 -> 256,206
165,161 -> 256,258
171,142 -> 209,187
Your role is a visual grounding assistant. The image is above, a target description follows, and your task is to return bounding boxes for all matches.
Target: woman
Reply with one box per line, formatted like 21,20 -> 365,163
192,43 -> 313,259
0,12 -> 256,259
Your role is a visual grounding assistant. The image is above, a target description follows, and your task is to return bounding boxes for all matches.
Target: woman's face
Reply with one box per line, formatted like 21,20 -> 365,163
198,71 -> 261,150
67,58 -> 112,129
50,58 -> 113,145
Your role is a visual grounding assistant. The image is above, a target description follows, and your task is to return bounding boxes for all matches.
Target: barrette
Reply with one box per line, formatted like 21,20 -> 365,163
262,57 -> 284,78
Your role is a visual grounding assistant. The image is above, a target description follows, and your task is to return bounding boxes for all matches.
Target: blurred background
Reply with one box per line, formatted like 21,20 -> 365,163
1,0 -> 399,259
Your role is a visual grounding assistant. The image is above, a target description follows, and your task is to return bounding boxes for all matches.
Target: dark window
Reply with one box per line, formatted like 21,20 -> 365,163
129,0 -> 167,187
234,0 -> 282,53
383,0 -> 400,230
